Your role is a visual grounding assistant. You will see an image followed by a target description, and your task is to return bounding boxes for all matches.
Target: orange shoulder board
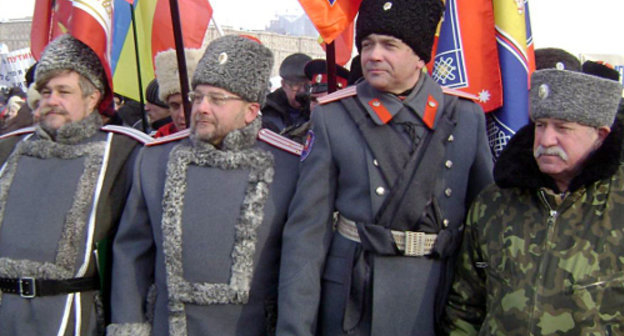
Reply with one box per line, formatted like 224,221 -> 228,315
101,125 -> 154,145
441,87 -> 479,101
257,128 -> 303,156
146,128 -> 191,147
0,126 -> 36,140
318,86 -> 357,105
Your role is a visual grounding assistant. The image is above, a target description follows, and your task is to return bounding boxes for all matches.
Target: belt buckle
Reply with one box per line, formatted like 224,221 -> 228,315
404,231 -> 425,257
19,277 -> 36,298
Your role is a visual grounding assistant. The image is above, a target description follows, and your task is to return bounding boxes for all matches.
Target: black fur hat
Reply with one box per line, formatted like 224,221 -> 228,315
534,48 -> 581,71
355,0 -> 444,63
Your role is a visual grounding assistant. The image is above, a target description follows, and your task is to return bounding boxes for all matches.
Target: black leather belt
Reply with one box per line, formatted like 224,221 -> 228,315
0,276 -> 99,298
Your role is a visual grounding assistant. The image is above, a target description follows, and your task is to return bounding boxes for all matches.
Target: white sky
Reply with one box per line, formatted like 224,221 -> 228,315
1,0 -> 623,56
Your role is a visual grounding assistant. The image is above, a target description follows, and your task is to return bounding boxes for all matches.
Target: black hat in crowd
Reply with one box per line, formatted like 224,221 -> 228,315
582,60 -> 621,82
304,59 -> 350,94
279,53 -> 312,82
145,78 -> 168,108
356,0 -> 444,63
534,48 -> 581,71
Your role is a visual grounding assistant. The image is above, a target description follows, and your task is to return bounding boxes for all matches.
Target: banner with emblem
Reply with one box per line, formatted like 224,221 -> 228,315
429,0 -> 502,112
487,0 -> 535,158
31,0 -> 115,112
111,0 -> 212,102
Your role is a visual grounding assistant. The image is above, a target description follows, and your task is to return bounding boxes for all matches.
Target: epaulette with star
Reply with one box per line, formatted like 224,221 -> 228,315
441,87 -> 479,101
101,125 -> 154,145
145,128 -> 191,147
257,128 -> 303,156
0,126 -> 35,140
317,86 -> 357,105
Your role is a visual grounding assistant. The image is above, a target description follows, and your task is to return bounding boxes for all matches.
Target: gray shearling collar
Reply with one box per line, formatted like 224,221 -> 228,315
37,111 -> 102,145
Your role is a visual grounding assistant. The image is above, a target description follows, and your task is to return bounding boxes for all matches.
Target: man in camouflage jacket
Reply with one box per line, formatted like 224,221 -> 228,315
443,69 -> 624,335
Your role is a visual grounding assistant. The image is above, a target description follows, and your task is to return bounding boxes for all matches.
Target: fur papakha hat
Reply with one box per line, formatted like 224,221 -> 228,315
534,48 -> 581,71
530,69 -> 623,127
154,48 -> 204,102
355,0 -> 444,63
35,34 -> 106,95
192,35 -> 274,106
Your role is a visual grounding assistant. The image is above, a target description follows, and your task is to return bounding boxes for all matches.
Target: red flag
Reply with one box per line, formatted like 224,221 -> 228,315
319,21 -> 354,66
428,0 -> 502,112
31,0 -> 114,114
299,0 -> 362,44
151,0 -> 213,58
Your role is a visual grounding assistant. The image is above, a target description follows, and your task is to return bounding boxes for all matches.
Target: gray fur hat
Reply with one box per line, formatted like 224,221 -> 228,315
530,69 -> 623,127
35,34 -> 106,95
192,35 -> 273,106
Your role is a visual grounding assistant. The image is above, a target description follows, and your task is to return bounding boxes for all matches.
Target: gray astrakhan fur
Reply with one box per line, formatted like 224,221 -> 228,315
0,112 -> 106,282
161,118 -> 274,335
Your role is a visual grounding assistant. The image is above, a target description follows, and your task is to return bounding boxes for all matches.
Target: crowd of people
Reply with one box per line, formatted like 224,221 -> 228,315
0,0 -> 622,335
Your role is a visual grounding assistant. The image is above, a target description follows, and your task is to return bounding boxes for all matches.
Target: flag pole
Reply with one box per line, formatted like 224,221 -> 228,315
129,2 -> 148,132
211,16 -> 225,37
326,41 -> 337,93
168,0 -> 192,127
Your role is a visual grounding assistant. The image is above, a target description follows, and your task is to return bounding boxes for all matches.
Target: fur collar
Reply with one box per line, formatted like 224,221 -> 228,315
190,117 -> 261,152
494,120 -> 623,192
36,111 -> 102,144
161,118 -> 274,334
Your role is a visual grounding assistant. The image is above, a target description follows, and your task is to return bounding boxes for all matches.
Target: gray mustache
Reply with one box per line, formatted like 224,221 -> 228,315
534,145 -> 568,161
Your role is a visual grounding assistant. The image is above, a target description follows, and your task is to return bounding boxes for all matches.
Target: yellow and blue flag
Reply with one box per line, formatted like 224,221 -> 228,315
111,0 -> 212,101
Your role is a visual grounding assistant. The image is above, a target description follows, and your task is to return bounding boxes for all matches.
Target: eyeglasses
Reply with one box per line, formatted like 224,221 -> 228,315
188,91 -> 243,107
283,80 -> 310,92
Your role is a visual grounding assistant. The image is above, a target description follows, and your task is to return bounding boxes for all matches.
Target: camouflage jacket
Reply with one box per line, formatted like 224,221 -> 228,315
443,122 -> 624,336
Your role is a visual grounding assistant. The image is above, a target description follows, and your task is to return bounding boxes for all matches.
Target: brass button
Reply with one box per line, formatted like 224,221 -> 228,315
372,100 -> 381,107
444,188 -> 452,197
445,160 -> 453,169
373,159 -> 379,167
383,2 -> 392,11
376,187 -> 386,196
447,134 -> 454,142
428,100 -> 437,108
443,219 -> 450,227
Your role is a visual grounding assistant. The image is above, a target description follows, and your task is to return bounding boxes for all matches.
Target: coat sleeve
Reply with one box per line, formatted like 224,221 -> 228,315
276,107 -> 337,335
465,102 -> 494,206
441,195 -> 488,335
107,148 -> 155,335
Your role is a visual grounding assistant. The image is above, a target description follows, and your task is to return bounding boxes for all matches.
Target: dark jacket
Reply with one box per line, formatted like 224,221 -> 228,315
261,88 -> 309,135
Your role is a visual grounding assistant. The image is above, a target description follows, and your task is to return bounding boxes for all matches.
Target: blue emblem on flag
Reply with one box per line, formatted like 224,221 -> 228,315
327,0 -> 336,5
431,0 -> 468,89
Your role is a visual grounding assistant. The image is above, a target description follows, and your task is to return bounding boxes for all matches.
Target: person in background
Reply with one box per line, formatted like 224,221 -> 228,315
140,78 -> 172,137
262,52 -> 312,135
153,48 -> 203,137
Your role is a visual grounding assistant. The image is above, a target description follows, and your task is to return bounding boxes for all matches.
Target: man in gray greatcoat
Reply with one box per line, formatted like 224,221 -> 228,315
0,34 -> 151,335
107,35 -> 302,336
276,0 -> 493,335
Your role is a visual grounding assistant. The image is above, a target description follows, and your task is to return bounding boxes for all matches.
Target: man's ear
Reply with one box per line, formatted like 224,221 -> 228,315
597,126 -> 611,142
86,90 -> 102,113
244,102 -> 260,124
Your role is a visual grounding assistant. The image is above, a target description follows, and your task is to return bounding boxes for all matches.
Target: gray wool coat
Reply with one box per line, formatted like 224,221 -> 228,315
108,119 -> 299,336
277,75 -> 494,336
0,113 -> 144,336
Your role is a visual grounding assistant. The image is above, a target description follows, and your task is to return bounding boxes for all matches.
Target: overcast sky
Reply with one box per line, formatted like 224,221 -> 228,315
1,0 -> 623,55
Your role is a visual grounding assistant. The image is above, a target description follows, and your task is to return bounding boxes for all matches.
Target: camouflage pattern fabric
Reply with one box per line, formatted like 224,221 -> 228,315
443,130 -> 624,335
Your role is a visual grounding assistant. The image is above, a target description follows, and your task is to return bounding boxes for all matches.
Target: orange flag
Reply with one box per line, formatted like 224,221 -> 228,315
299,0 -> 362,44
